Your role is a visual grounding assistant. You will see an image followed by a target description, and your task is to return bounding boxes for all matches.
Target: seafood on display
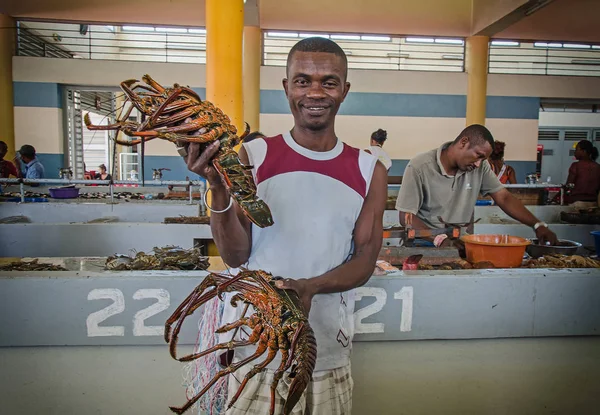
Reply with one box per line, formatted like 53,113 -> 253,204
523,254 -> 600,269
84,74 -> 273,228
105,246 -> 210,271
164,269 -> 316,415
0,259 -> 67,271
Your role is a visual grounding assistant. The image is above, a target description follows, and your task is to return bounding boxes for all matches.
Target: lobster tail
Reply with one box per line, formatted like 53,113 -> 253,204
214,149 -> 274,228
283,324 -> 317,415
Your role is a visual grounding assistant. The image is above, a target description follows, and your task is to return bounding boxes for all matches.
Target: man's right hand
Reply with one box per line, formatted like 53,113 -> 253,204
178,119 -> 225,186
182,140 -> 224,186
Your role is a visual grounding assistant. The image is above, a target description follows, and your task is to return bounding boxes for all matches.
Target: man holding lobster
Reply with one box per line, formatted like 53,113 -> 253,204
182,37 -> 387,414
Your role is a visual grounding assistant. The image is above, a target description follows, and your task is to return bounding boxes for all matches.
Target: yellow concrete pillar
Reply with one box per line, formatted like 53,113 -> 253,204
465,36 -> 489,126
206,0 -> 244,133
243,26 -> 261,133
205,0 -> 244,256
0,14 -> 16,159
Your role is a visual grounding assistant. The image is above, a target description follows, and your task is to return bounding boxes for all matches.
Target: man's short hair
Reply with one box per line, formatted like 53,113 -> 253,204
0,141 -> 7,151
454,124 -> 494,148
18,144 -> 36,158
286,37 -> 348,80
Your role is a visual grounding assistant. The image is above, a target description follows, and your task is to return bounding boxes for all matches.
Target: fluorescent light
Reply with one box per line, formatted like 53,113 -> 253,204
442,54 -> 463,60
156,27 -> 187,33
534,42 -> 562,48
267,32 -> 298,38
491,40 -> 519,46
331,34 -> 361,40
299,33 -> 329,38
169,43 -> 206,51
361,35 -> 391,42
593,45 -> 600,49
387,52 -> 409,58
563,44 -> 591,49
435,38 -> 464,45
188,29 -> 206,34
406,37 -> 434,43
122,26 -> 155,32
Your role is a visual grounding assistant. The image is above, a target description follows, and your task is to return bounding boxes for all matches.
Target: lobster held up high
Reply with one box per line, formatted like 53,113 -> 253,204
84,74 -> 273,228
164,270 -> 317,415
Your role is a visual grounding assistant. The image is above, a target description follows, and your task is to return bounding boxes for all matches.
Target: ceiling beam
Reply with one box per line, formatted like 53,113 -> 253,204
471,0 -> 556,37
244,0 -> 259,27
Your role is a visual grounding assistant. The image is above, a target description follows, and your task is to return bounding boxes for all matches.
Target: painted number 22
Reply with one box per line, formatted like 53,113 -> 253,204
86,289 -> 170,337
354,286 -> 413,334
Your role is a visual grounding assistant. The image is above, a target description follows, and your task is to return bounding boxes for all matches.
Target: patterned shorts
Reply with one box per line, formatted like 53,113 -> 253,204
224,363 -> 353,415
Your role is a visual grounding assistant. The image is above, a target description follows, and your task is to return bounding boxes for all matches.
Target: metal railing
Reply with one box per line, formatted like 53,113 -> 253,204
0,178 -> 207,208
16,21 -> 207,63
489,41 -> 600,77
264,32 -> 465,72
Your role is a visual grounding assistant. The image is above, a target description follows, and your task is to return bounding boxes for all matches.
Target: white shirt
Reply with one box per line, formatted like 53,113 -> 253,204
220,132 -> 377,371
367,145 -> 392,171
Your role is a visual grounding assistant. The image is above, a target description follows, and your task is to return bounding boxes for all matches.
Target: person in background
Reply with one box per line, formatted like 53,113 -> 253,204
488,140 -> 517,184
396,124 -> 558,247
242,131 -> 266,143
565,140 -> 600,206
94,164 -> 112,181
365,128 -> 392,171
16,144 -> 45,180
0,141 -> 19,178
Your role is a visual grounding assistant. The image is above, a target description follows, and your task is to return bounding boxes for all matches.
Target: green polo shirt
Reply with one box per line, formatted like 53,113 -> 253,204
395,142 -> 505,229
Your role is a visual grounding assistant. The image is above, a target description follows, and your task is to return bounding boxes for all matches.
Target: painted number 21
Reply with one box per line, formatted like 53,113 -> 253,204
86,289 -> 170,337
354,286 -> 413,334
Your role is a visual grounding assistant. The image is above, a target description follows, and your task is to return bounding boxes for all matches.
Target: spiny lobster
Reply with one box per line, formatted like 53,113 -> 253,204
84,74 -> 273,228
164,270 -> 317,415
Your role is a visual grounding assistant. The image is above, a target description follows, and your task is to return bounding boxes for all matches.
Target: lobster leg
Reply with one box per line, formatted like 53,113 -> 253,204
169,332 -> 270,415
145,87 -> 192,128
120,79 -> 154,116
166,273 -> 262,359
141,74 -> 167,94
168,288 -> 208,359
215,315 -> 255,334
164,283 -> 210,343
83,113 -> 137,132
227,328 -> 279,410
269,332 -> 292,415
177,322 -> 263,362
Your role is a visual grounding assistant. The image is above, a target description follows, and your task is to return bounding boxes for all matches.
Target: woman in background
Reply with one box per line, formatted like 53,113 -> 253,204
94,164 -> 112,181
566,140 -> 600,206
488,141 -> 517,184
366,128 -> 392,171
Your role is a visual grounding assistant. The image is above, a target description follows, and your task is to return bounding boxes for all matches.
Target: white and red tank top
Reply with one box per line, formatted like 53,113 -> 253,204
222,131 -> 377,372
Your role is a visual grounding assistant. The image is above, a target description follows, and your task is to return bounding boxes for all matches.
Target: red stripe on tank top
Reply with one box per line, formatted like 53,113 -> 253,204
256,135 -> 367,198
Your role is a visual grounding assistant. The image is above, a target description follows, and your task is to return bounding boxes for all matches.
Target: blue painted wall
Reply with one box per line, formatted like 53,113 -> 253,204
15,81 -> 540,120
13,81 -> 540,184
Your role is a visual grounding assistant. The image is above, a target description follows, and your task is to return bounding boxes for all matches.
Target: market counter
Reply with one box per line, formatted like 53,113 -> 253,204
1,267 -> 599,348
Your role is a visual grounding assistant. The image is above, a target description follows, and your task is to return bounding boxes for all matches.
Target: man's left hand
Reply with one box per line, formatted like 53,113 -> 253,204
275,278 -> 314,316
535,226 -> 558,246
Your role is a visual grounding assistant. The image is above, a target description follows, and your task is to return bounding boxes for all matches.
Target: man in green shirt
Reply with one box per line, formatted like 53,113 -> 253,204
395,124 -> 558,247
